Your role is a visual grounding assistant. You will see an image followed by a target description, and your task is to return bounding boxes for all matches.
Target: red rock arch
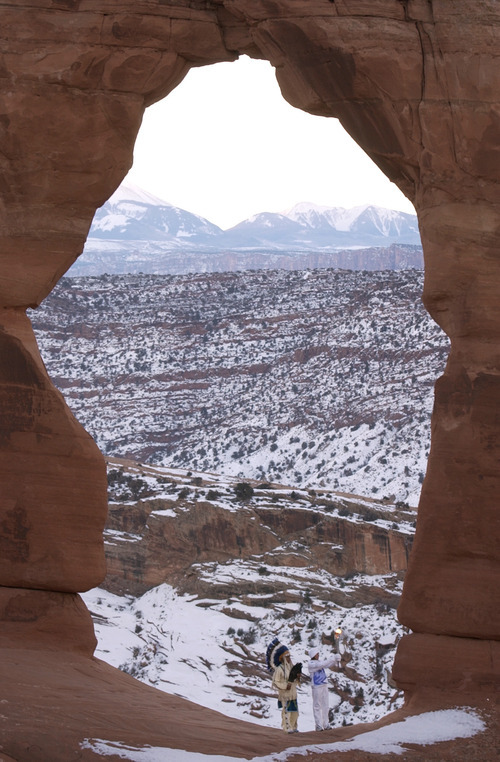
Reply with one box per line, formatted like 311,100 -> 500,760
0,0 -> 498,725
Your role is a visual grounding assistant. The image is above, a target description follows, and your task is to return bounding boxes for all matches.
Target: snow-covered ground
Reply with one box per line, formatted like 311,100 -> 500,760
26,264 -> 486,759
83,569 -> 406,735
85,462 -> 415,736
31,268 -> 449,507
81,707 -> 485,760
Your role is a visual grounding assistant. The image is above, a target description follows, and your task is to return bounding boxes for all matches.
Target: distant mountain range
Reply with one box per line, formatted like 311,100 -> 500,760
70,183 -> 422,276
224,201 -> 420,249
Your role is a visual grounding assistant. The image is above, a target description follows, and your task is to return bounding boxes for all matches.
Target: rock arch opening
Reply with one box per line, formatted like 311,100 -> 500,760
126,54 -> 415,229
56,51 -> 429,509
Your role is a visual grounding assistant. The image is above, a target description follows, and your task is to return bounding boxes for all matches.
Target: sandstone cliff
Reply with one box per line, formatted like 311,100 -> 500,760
101,459 -> 413,600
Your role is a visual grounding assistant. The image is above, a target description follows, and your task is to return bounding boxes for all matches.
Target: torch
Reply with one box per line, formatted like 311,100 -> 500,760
334,627 -> 344,654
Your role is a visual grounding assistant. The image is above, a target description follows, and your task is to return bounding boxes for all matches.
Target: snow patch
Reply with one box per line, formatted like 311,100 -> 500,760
108,183 -> 172,208
81,708 -> 486,760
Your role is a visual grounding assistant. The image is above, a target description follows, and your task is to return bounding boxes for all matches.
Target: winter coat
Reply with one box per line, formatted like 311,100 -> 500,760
272,661 -> 297,702
307,654 -> 341,688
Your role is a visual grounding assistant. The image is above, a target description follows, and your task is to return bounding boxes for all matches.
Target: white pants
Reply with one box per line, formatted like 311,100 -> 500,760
312,684 -> 330,730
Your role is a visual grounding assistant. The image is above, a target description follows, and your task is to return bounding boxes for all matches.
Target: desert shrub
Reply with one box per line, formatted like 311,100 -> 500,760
241,627 -> 257,645
107,469 -> 153,501
234,482 -> 254,501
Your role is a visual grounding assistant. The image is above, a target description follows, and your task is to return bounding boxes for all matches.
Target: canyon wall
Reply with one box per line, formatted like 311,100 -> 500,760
0,0 -> 498,705
103,495 -> 411,597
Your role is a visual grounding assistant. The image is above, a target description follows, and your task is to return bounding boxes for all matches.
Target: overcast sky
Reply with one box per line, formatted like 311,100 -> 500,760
127,56 -> 415,230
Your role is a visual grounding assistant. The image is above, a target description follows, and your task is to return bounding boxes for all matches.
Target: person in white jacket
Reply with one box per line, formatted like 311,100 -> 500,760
307,645 -> 341,731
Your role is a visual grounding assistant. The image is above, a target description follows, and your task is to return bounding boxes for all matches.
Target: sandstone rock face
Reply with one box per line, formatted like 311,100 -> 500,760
0,586 -> 97,656
0,309 -> 107,592
393,631 -> 500,697
103,496 -> 411,597
0,0 -> 498,711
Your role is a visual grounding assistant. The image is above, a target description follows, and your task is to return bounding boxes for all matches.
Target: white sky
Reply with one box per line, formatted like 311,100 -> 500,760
127,56 -> 415,230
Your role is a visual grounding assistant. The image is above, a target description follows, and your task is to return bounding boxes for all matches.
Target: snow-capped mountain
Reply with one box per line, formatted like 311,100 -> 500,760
225,202 -> 420,249
285,201 -> 419,238
70,184 -> 422,276
90,182 -> 223,243
221,211 -> 305,247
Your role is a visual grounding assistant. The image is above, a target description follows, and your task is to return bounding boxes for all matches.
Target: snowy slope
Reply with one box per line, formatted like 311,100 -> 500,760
81,707 -> 486,760
30,268 -> 449,506
77,470 -> 485,753
82,463 -> 412,732
83,581 -> 405,732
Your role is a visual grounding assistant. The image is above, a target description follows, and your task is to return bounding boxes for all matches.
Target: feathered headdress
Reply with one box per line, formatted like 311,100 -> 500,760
265,637 -> 289,672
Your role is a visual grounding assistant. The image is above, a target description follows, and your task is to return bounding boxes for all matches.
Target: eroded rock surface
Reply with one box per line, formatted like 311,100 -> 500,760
102,473 -> 412,597
0,0 -> 498,753
0,309 -> 107,592
0,586 -> 96,655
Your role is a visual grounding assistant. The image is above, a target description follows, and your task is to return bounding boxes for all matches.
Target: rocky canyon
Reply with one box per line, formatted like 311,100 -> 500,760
0,1 -> 498,760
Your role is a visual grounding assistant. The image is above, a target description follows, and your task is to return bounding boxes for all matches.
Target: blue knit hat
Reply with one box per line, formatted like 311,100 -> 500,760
265,638 -> 289,671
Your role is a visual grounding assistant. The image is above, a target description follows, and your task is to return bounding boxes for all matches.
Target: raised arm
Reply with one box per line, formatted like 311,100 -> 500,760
309,655 -> 340,673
